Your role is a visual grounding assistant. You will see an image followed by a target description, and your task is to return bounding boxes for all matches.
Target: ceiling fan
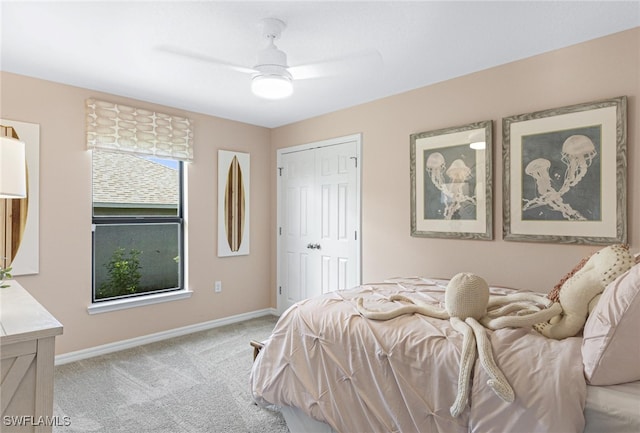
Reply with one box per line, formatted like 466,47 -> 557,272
159,18 -> 382,100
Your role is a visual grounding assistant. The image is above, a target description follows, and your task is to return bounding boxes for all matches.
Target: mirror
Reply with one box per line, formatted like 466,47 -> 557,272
1,196 -> 28,267
1,126 -> 28,269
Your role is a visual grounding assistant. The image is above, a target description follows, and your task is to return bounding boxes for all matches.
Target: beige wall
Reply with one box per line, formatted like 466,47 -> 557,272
1,72 -> 272,354
270,28 -> 640,297
1,28 -> 637,355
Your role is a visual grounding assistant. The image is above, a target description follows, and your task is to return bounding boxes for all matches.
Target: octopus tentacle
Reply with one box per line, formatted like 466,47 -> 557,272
449,317 -> 477,417
485,302 -> 544,317
389,294 -> 450,319
356,297 -> 448,320
487,292 -> 554,309
466,318 -> 514,403
481,302 -> 562,330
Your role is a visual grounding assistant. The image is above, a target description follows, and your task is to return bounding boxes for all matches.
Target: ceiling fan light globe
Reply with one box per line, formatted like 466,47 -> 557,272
252,75 -> 293,99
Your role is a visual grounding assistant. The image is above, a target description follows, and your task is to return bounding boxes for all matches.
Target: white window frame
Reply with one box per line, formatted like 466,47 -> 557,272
89,154 -> 189,313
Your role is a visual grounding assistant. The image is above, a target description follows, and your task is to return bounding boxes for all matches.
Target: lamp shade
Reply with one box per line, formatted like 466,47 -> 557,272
0,136 -> 27,198
251,75 -> 293,100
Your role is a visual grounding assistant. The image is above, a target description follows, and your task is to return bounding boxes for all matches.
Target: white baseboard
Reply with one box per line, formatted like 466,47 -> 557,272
55,308 -> 278,366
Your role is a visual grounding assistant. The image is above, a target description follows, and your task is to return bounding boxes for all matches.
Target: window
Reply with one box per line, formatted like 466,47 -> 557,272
92,151 -> 184,302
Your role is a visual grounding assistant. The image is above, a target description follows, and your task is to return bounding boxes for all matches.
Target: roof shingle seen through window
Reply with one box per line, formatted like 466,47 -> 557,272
92,152 -> 178,206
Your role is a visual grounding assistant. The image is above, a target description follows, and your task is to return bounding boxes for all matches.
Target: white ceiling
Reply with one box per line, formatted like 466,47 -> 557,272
2,1 -> 639,128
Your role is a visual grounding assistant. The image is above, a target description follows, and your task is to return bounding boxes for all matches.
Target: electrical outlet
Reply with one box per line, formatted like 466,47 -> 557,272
214,281 -> 222,293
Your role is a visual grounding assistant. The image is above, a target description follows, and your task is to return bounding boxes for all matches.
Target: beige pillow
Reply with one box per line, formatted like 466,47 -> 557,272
582,263 -> 640,385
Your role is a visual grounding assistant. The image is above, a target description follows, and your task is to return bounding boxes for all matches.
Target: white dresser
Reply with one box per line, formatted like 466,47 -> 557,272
1,280 -> 63,433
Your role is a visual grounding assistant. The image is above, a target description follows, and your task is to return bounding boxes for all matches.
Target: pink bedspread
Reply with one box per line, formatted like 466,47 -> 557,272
251,277 -> 586,433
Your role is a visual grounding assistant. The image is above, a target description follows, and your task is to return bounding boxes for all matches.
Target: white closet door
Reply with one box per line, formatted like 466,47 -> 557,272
278,137 -> 360,313
280,147 -> 319,309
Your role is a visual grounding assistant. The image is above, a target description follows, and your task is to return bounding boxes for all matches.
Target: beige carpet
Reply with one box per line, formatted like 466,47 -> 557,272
53,315 -> 288,433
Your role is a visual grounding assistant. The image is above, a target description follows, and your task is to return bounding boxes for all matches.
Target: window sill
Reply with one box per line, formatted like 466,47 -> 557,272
87,289 -> 193,315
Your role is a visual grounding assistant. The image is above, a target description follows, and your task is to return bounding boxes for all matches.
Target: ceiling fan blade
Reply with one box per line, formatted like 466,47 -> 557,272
157,45 -> 257,75
288,49 -> 383,80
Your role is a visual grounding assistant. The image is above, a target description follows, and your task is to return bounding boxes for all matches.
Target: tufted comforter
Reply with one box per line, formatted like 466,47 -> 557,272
251,277 -> 587,433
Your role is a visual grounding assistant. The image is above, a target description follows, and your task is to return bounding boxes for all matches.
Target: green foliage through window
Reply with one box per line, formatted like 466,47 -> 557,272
97,248 -> 142,299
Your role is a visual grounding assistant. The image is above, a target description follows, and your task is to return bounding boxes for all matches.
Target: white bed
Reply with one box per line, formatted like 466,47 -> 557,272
278,381 -> 640,433
584,382 -> 640,433
252,258 -> 640,433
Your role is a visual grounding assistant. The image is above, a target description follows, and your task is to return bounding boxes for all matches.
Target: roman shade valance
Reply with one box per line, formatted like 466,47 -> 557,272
86,98 -> 193,162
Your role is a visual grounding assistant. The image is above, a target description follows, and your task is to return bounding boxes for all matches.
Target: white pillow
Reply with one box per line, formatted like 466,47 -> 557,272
582,263 -> 640,385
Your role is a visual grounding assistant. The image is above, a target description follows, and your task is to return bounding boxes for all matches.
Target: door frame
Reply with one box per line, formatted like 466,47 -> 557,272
276,133 -> 362,314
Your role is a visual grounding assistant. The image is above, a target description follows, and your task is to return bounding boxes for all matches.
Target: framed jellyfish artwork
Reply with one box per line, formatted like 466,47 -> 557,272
410,120 -> 493,240
503,96 -> 627,245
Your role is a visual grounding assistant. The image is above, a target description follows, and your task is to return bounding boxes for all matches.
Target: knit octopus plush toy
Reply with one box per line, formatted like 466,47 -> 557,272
357,272 -> 561,417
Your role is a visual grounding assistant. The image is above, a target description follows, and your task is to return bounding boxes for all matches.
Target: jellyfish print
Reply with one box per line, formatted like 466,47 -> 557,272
424,149 -> 476,220
443,159 -> 475,219
446,159 -> 472,182
425,152 -> 446,190
523,158 -> 586,221
558,135 -> 597,194
523,158 -> 553,210
522,126 -> 601,221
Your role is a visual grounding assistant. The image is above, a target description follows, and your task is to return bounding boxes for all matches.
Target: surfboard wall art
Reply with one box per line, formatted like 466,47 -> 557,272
218,150 -> 250,257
